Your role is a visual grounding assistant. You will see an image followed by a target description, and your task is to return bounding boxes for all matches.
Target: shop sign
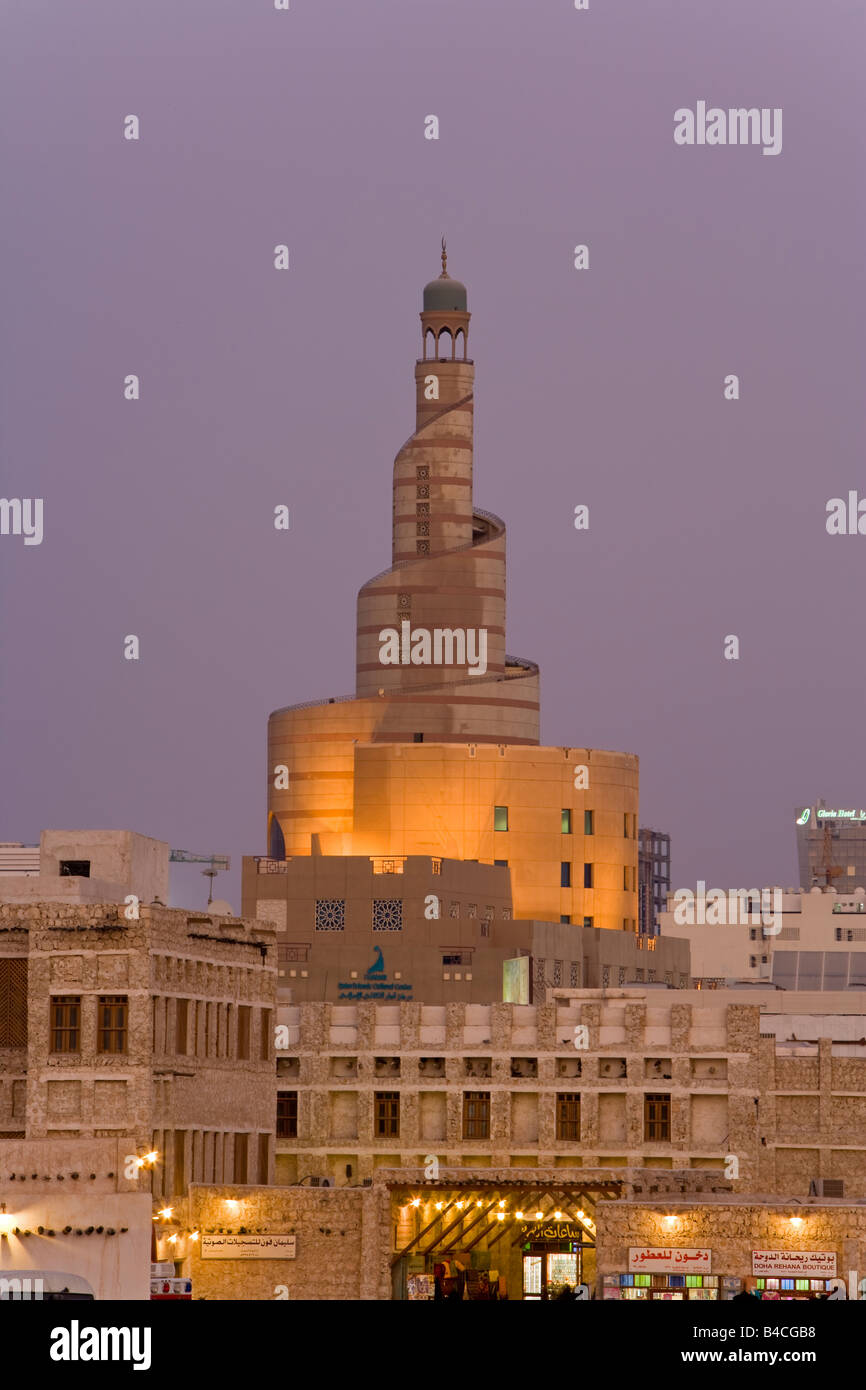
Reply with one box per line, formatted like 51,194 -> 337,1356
752,1250 -> 836,1278
628,1247 -> 712,1274
201,1234 -> 297,1260
520,1221 -> 581,1240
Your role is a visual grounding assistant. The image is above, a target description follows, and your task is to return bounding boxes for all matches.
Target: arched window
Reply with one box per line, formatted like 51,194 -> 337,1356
454,328 -> 466,360
425,328 -> 436,360
437,328 -> 452,361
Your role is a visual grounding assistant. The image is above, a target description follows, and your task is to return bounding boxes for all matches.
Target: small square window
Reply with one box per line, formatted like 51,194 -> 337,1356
59,860 -> 90,878
583,916 -> 593,928
494,859 -> 508,868
560,914 -> 571,924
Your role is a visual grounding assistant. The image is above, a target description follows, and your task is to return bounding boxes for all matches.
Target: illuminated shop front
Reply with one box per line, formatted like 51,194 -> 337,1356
603,1247 -> 725,1301
520,1219 -> 593,1300
751,1249 -> 837,1300
389,1179 -> 620,1301
601,1243 -> 840,1301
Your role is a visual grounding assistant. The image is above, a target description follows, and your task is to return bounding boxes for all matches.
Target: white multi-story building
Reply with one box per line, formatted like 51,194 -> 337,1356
659,885 -> 866,990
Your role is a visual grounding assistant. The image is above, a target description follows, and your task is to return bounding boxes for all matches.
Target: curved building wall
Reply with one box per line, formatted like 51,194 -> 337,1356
349,743 -> 639,928
267,671 -> 542,857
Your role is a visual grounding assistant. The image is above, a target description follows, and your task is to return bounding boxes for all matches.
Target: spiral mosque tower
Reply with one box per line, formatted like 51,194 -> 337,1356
266,250 -> 639,929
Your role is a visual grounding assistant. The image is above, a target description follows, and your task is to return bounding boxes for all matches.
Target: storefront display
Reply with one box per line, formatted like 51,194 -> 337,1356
755,1277 -> 832,1300
520,1220 -> 592,1299
604,1273 -> 720,1300
751,1250 -> 836,1298
407,1274 -> 435,1300
523,1251 -> 580,1300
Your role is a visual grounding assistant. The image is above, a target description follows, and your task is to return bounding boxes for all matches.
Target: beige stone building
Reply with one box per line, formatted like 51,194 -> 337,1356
243,852 -> 688,1004
0,901 -> 276,1202
273,989 -> 866,1194
146,984 -> 866,1301
179,1174 -> 866,1302
595,1197 -> 866,1300
0,829 -> 170,907
265,255 -> 640,931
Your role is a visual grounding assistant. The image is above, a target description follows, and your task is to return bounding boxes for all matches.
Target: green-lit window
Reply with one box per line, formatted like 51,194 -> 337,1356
584,810 -> 594,835
561,809 -> 572,834
494,806 -> 509,832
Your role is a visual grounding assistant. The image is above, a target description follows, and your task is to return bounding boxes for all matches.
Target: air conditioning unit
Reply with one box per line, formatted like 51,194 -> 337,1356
309,1176 -> 333,1188
809,1179 -> 844,1198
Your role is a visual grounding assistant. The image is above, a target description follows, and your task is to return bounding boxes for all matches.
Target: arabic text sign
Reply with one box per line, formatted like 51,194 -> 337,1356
520,1222 -> 580,1240
201,1233 -> 297,1260
752,1250 -> 835,1278
628,1247 -> 712,1274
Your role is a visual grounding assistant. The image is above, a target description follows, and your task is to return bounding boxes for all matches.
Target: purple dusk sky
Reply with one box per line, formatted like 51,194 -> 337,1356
1,0 -> 864,909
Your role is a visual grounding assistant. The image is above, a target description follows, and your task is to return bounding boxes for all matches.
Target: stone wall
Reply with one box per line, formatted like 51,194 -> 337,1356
596,1200 -> 866,1294
188,1183 -> 391,1301
274,993 -> 866,1197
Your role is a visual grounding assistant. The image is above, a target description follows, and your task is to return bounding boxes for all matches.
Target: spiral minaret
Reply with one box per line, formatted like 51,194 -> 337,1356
354,240 -> 540,731
266,251 -> 639,929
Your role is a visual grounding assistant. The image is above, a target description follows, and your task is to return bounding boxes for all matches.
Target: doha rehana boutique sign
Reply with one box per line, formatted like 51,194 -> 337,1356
796,807 -> 866,825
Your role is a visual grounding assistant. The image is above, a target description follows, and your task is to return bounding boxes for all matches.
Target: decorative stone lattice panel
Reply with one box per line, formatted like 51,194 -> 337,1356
372,899 -> 403,932
315,899 -> 345,932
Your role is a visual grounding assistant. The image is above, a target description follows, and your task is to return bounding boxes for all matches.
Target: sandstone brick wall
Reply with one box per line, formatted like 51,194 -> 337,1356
0,902 -> 276,1203
596,1200 -> 866,1294
188,1183 -> 391,1300
274,994 -> 866,1198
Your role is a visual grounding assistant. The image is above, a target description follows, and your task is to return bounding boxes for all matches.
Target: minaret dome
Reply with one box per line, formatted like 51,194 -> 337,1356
421,238 -> 470,361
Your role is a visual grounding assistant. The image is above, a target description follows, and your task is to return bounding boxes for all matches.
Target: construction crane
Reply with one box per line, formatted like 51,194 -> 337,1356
169,849 -> 231,905
814,823 -> 842,889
